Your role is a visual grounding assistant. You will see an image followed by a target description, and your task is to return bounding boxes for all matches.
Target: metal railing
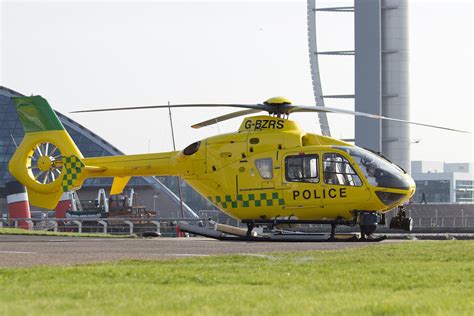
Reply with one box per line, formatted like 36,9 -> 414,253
413,216 -> 474,228
1,216 -> 474,235
0,217 -> 239,236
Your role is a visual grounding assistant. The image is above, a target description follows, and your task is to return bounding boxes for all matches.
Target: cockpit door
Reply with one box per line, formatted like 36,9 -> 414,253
280,152 -> 324,215
320,151 -> 371,216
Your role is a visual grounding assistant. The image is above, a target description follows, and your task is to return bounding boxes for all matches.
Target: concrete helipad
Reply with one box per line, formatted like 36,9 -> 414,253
0,235 -> 397,267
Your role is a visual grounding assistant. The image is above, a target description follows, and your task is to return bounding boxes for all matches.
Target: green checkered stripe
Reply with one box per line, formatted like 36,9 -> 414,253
208,192 -> 285,209
61,155 -> 85,192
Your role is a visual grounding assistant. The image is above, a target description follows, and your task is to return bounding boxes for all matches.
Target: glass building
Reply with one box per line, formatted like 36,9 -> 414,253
0,86 -> 198,218
411,161 -> 474,203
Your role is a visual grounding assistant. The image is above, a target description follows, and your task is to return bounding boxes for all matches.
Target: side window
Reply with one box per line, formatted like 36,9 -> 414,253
323,153 -> 362,186
285,155 -> 319,183
255,158 -> 273,179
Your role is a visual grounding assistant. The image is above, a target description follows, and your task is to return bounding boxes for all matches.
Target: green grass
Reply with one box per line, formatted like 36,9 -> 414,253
0,241 -> 473,315
0,227 -> 136,238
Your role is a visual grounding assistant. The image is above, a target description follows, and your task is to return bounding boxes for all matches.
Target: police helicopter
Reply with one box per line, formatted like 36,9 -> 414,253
8,96 -> 470,241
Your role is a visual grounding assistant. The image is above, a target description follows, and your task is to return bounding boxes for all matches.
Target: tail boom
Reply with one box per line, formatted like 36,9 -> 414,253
82,152 -> 180,178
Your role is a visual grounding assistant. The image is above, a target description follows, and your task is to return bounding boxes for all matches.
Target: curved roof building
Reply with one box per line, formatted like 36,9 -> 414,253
0,86 -> 198,218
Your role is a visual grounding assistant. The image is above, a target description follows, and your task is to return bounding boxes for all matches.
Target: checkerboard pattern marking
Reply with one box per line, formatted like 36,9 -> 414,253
61,155 -> 85,192
208,192 -> 285,209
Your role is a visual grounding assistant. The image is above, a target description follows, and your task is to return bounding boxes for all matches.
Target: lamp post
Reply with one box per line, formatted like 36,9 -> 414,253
153,195 -> 158,216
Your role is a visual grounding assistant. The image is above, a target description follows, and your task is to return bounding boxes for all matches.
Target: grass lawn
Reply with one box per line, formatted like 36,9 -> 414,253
0,241 -> 473,315
0,227 -> 136,238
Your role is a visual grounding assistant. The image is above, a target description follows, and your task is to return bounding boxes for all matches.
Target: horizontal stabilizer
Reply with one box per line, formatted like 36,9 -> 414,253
84,165 -> 107,172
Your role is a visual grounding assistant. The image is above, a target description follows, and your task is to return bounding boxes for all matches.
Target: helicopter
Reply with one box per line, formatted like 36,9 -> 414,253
8,95 -> 470,241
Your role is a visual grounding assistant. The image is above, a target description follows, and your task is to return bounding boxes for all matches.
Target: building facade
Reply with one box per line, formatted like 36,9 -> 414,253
411,161 -> 474,203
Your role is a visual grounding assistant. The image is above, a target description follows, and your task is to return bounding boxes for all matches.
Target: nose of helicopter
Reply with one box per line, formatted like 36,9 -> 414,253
406,173 -> 416,199
334,145 -> 417,207
372,173 -> 416,208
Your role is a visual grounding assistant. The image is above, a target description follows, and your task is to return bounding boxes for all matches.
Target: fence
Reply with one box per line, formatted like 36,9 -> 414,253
2,215 -> 474,236
412,216 -> 474,228
0,217 -> 216,236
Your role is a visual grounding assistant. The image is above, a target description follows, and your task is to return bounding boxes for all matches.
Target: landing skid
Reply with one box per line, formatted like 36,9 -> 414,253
178,223 -> 387,242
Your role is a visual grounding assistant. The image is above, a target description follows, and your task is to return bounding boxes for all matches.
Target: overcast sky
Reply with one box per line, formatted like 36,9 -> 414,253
1,0 -> 472,164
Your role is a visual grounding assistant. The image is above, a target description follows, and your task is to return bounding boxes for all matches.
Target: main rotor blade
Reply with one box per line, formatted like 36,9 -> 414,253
289,105 -> 471,134
71,103 -> 269,114
70,99 -> 470,134
191,109 -> 263,129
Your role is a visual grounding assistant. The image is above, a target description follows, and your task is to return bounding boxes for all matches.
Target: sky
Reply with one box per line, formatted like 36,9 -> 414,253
1,0 -> 472,164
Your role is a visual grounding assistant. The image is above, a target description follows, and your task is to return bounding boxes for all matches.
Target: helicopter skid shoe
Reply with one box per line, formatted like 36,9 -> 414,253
326,233 -> 386,242
330,233 -> 359,242
358,234 -> 387,242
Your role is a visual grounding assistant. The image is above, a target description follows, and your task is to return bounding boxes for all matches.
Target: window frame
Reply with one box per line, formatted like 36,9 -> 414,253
254,158 -> 273,180
322,152 -> 362,187
284,154 -> 320,183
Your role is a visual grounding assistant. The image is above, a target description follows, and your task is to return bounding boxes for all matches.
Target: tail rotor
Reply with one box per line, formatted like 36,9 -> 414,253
28,142 -> 63,185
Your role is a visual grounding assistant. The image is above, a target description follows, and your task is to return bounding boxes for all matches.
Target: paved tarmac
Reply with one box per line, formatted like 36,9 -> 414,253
0,235 -> 395,267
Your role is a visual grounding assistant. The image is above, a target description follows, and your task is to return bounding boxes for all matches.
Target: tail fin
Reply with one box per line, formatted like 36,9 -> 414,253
9,96 -> 87,209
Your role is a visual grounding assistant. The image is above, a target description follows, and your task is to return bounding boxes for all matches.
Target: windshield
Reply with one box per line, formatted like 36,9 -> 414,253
334,146 -> 411,190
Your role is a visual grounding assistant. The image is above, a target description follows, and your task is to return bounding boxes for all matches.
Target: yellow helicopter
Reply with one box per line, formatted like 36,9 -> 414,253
8,95 -> 469,241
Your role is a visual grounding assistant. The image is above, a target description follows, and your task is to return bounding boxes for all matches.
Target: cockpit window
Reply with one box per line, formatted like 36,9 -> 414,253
323,153 -> 362,186
255,158 -> 273,179
285,155 -> 319,183
334,146 -> 411,190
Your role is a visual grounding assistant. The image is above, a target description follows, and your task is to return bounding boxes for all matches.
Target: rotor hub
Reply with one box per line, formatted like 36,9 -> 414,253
263,96 -> 292,106
37,155 -> 53,172
28,142 -> 64,185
